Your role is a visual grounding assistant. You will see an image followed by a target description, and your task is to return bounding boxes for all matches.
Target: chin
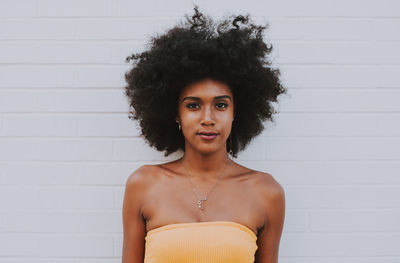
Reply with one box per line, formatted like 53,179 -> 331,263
199,144 -> 226,154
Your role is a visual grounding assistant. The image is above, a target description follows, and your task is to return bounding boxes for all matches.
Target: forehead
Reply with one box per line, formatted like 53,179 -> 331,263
179,79 -> 232,99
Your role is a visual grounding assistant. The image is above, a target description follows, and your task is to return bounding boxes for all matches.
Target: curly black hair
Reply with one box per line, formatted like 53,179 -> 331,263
124,5 -> 287,158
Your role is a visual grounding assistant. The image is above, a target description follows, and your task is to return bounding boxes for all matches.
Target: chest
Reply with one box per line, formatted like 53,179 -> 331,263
141,174 -> 265,236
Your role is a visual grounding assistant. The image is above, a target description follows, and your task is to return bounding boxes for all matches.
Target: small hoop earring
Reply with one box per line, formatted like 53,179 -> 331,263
229,131 -> 233,156
177,121 -> 181,130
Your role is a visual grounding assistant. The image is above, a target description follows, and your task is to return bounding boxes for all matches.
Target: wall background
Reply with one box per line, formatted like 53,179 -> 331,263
1,0 -> 400,262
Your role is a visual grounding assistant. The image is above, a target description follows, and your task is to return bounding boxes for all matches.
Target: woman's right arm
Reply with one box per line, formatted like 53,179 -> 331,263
122,166 -> 150,263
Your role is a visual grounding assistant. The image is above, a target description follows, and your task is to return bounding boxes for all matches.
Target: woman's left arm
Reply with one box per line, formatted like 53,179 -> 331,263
254,173 -> 286,263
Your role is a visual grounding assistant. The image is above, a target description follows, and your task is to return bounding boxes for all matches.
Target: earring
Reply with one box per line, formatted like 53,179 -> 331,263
175,117 -> 181,130
229,131 -> 233,156
229,118 -> 234,156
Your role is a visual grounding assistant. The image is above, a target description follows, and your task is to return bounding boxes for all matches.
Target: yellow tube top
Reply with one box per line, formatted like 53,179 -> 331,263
144,221 -> 258,263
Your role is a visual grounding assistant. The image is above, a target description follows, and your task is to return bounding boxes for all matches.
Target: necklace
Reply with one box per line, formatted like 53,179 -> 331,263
182,156 -> 230,211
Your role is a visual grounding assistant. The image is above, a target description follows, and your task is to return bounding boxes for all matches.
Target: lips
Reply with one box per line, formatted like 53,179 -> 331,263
197,131 -> 219,140
198,132 -> 218,135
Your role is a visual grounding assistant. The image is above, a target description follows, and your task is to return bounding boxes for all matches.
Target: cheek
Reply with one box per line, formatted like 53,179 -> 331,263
222,120 -> 233,136
181,114 -> 198,127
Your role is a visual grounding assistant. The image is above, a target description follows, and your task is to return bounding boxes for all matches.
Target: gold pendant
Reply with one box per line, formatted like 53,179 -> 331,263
197,197 -> 207,210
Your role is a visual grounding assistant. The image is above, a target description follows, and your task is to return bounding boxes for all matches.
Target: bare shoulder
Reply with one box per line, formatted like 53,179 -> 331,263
122,165 -> 158,263
126,165 -> 157,187
251,170 -> 285,198
124,165 -> 158,206
250,170 -> 285,224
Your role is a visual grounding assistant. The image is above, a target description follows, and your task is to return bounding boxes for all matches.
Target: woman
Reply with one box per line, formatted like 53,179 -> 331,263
122,6 -> 287,263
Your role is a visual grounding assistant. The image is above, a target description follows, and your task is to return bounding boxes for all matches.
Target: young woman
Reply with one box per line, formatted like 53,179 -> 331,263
122,6 -> 287,263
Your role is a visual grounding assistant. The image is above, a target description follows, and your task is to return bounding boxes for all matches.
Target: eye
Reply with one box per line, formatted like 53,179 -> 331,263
186,103 -> 199,109
216,102 -> 228,108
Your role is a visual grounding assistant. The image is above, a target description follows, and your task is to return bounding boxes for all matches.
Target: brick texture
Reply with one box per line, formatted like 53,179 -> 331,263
1,0 -> 399,262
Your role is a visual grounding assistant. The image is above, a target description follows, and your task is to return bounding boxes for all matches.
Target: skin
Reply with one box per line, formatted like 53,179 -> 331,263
122,79 -> 285,263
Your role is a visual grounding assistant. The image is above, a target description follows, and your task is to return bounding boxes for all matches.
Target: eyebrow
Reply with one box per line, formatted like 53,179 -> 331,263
181,95 -> 232,103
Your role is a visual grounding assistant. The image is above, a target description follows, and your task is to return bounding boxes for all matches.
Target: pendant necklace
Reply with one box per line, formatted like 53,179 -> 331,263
182,156 -> 230,211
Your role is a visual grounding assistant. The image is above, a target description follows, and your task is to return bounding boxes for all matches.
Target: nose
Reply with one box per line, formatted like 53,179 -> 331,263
200,105 -> 215,126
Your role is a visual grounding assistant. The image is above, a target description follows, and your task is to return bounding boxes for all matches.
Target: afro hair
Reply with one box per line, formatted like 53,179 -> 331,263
124,5 -> 287,158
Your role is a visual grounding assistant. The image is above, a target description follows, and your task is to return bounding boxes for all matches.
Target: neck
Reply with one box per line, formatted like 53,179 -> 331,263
180,148 -> 230,180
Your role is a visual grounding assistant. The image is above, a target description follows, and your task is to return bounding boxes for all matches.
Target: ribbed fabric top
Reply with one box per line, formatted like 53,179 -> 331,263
144,221 -> 258,263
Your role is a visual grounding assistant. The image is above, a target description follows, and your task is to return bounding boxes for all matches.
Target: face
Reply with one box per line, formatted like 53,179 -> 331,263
176,78 -> 235,155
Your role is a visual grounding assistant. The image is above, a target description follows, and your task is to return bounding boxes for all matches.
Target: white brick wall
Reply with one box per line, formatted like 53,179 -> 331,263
0,0 -> 399,262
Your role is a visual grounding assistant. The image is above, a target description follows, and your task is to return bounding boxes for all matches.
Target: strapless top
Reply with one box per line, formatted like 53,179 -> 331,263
143,221 -> 258,263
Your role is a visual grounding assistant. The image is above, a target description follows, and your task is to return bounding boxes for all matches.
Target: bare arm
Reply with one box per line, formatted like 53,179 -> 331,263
254,173 -> 286,263
121,166 -> 149,263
